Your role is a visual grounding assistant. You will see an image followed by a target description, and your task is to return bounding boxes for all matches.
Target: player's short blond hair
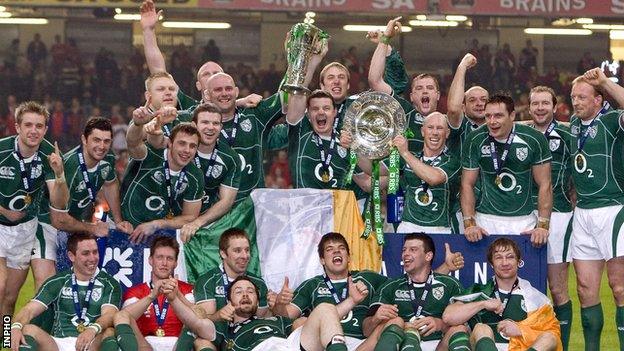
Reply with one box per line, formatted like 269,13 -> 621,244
571,75 -> 604,98
15,101 -> 50,125
144,72 -> 177,91
320,62 -> 350,83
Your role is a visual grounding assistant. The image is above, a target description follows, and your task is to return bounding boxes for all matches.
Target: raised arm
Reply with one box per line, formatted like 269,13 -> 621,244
394,135 -> 446,185
447,53 -> 477,128
47,141 -> 69,210
583,67 -> 624,108
140,0 -> 166,74
127,103 -> 152,160
368,17 -> 402,94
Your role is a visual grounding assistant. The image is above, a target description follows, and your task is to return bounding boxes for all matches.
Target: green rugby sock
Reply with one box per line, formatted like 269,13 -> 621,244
100,335 -> 120,351
174,326 -> 196,351
581,303 -> 603,351
616,305 -> 624,349
448,331 -> 471,351
374,324 -> 405,351
554,300 -> 573,351
400,329 -> 422,351
115,323 -> 138,351
474,337 -> 497,351
19,335 -> 38,351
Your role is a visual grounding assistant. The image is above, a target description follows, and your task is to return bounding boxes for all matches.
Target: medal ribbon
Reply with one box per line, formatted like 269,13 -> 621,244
194,145 -> 219,181
71,272 -> 96,325
488,127 -> 516,180
492,278 -> 519,317
150,283 -> 170,332
407,271 -> 433,318
323,274 -> 348,304
14,138 -> 40,197
343,150 -> 358,186
220,264 -> 231,298
543,120 -> 557,138
221,110 -> 240,146
77,148 -> 107,221
577,101 -> 609,153
314,116 -> 340,180
163,149 -> 187,216
361,160 -> 384,245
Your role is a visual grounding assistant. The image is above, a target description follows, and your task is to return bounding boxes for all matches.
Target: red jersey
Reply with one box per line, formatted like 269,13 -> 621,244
122,281 -> 194,337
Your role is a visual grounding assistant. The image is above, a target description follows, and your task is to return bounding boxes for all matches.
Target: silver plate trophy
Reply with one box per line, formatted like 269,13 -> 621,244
344,91 -> 406,160
282,14 -> 328,95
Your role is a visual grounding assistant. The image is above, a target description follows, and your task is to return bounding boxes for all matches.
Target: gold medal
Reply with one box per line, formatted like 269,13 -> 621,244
155,327 -> 165,337
321,171 -> 330,183
24,194 -> 32,205
418,193 -> 429,204
575,154 -> 585,170
166,211 -> 174,219
226,339 -> 235,350
76,322 -> 86,333
494,175 -> 502,186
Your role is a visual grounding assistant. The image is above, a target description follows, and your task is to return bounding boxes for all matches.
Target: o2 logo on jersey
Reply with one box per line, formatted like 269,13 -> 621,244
341,311 -> 354,324
77,196 -> 92,209
495,172 -> 522,195
314,164 -> 334,183
414,187 -> 433,206
71,315 -> 91,328
145,196 -> 165,212
253,326 -> 274,334
8,195 -> 29,211
238,154 -> 253,175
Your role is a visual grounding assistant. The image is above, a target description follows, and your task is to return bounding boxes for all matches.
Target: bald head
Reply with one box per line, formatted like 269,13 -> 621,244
423,112 -> 449,128
204,72 -> 238,114
196,61 -> 225,92
464,86 -> 488,120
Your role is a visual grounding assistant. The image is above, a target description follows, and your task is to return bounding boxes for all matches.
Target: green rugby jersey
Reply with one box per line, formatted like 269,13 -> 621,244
371,272 -> 462,342
217,95 -> 283,204
39,147 -> 116,224
194,266 -> 268,310
450,278 -> 529,344
33,269 -> 121,337
0,136 -> 56,224
570,110 -> 624,209
288,120 -> 352,190
399,151 -> 461,227
462,124 -> 552,216
528,122 -> 573,213
120,145 -> 204,227
194,142 -> 241,212
291,270 -> 387,339
177,90 -> 199,111
214,316 -> 292,351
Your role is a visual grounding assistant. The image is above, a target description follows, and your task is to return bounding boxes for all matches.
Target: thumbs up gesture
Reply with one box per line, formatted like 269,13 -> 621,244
276,277 -> 293,306
218,302 -> 236,322
443,243 -> 464,272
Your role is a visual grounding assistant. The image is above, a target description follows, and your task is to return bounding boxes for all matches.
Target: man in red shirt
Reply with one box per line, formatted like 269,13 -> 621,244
113,236 -> 194,350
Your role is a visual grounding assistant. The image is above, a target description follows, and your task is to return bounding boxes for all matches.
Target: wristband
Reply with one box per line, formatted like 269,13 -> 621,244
55,174 -> 66,184
463,216 -> 476,229
11,322 -> 23,330
537,217 -> 550,230
87,323 -> 102,335
380,34 -> 392,45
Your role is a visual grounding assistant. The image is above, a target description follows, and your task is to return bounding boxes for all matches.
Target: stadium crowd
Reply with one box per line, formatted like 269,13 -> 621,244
1,6 -> 623,351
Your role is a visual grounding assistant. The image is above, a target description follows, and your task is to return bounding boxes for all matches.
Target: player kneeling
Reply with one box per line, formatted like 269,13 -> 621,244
443,238 -> 562,351
165,275 -> 350,351
10,232 -> 121,351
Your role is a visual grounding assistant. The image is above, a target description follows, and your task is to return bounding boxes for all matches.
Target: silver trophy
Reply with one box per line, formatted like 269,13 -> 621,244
282,15 -> 328,95
344,91 -> 406,160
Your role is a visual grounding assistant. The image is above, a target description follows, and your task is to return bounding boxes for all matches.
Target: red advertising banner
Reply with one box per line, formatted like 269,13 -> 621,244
197,0 -> 624,17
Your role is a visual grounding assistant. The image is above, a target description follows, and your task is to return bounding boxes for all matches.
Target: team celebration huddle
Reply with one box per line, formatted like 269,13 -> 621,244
2,4 -> 624,351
